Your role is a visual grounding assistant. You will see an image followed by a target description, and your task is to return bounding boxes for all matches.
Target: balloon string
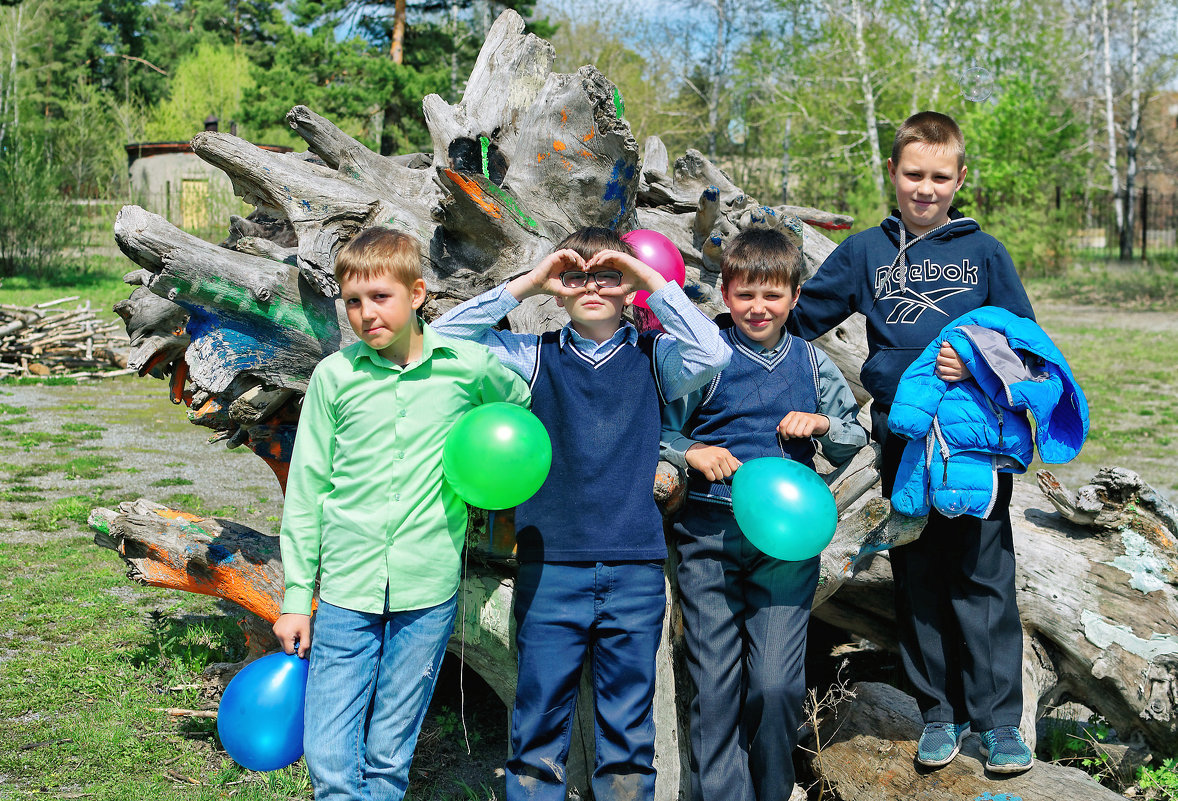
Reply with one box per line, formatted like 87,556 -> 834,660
459,534 -> 471,755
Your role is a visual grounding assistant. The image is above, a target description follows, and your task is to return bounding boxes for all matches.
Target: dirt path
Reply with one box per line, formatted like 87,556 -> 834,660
0,376 -> 284,545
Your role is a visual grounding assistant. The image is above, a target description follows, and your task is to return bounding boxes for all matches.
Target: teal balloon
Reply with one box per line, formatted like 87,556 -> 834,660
443,403 -> 552,510
216,651 -> 308,771
730,457 -> 837,561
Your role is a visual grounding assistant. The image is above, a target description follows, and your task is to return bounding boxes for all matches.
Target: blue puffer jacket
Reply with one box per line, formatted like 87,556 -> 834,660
888,306 -> 1089,518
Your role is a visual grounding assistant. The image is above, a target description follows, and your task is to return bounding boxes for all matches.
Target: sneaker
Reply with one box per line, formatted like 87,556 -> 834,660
979,726 -> 1033,773
916,721 -> 968,767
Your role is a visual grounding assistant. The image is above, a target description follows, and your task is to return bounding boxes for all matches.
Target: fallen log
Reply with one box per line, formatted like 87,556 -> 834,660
815,471 -> 1178,756
802,681 -> 1125,800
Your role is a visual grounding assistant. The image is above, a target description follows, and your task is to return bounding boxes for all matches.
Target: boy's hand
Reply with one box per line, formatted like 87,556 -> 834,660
935,342 -> 972,382
685,443 -> 742,481
778,411 -> 830,439
507,249 -> 586,300
586,249 -> 668,296
273,613 -> 312,658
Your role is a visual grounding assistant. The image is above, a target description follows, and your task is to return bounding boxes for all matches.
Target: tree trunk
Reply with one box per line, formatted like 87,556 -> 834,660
815,470 -> 1178,756
804,681 -> 1126,800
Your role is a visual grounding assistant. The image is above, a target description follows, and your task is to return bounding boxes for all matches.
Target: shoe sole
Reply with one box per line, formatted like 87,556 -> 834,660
916,742 -> 961,767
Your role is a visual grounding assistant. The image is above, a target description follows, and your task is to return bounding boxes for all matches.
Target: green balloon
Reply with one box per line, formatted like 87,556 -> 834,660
730,457 -> 837,561
442,403 -> 552,510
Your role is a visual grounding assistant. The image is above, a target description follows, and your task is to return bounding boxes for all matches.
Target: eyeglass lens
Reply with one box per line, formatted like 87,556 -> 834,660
560,270 -> 623,288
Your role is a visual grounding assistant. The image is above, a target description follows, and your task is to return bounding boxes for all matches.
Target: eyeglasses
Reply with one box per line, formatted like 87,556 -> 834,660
559,270 -> 623,289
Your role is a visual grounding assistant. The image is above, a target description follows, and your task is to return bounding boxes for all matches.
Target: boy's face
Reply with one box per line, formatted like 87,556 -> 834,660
554,275 -> 632,334
721,278 -> 800,346
887,142 -> 967,235
341,271 -> 427,358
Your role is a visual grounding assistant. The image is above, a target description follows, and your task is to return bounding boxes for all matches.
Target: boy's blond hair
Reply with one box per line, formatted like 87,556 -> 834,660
891,111 -> 966,170
721,228 -> 803,293
334,227 -> 422,287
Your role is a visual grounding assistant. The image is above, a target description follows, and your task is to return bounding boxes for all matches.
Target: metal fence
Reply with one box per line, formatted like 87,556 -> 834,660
1062,188 -> 1178,262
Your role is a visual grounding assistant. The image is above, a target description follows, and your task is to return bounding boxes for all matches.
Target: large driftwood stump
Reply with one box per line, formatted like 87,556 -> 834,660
98,7 -> 1178,798
804,682 -> 1125,799
816,472 -> 1178,757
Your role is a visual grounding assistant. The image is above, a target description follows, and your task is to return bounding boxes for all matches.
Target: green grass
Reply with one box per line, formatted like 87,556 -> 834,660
1024,258 -> 1178,310
0,537 -> 315,799
1,254 -> 135,313
161,493 -> 238,518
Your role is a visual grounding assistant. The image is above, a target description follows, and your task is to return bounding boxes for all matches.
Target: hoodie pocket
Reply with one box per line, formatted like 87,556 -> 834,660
862,346 -> 924,404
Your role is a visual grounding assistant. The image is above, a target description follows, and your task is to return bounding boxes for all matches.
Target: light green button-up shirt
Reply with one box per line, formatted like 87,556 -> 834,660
279,322 -> 530,616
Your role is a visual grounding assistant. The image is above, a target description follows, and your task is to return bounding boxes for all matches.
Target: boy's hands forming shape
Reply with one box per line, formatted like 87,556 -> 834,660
685,443 -> 742,482
777,411 -> 830,439
509,249 -> 587,300
935,342 -> 972,382
586,249 -> 668,297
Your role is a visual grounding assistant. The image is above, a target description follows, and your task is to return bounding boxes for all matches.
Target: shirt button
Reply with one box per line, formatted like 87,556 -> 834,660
394,493 -> 401,501
399,409 -> 407,418
396,450 -> 405,459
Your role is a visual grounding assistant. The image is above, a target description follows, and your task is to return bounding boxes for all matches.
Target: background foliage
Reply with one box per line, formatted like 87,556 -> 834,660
0,0 -> 1175,275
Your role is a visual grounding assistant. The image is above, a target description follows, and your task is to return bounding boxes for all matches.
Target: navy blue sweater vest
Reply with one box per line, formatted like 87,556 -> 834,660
686,328 -> 820,505
514,330 -> 668,562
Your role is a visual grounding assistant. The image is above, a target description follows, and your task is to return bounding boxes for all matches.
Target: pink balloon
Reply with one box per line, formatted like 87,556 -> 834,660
621,229 -> 686,309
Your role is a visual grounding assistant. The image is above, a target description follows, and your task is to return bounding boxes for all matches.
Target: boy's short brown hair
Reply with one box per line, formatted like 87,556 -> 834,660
554,226 -> 636,261
721,228 -> 803,292
334,227 -> 422,287
891,111 -> 966,170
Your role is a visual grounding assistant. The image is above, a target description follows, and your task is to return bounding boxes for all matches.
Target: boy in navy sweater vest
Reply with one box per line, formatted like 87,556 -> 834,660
433,227 -> 730,801
661,228 -> 867,801
789,111 -> 1037,774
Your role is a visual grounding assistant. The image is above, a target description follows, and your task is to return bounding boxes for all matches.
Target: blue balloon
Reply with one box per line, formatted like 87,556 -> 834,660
217,651 -> 309,771
730,457 -> 838,561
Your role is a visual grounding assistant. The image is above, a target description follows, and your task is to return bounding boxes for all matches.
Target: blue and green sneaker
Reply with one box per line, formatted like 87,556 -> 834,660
916,721 -> 968,767
979,726 -> 1033,773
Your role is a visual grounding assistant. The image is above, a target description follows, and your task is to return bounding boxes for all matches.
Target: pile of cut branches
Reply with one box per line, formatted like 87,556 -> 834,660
0,298 -> 132,379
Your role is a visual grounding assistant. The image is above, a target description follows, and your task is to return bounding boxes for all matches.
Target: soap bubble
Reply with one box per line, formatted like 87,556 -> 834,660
932,487 -> 969,517
960,66 -> 994,102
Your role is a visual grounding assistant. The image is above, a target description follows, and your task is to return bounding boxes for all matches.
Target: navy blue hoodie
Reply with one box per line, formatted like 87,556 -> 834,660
789,208 -> 1034,408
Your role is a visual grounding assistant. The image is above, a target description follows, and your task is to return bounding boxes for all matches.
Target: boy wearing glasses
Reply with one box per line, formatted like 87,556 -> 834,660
433,227 -> 730,801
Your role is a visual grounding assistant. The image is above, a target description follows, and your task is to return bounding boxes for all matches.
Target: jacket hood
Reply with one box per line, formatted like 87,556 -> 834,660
880,207 -> 980,245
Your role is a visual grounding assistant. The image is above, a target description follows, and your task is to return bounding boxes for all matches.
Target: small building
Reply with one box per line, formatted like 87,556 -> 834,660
126,119 -> 292,236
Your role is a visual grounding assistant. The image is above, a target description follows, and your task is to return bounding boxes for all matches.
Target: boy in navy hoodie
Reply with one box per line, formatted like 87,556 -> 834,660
661,228 -> 867,801
789,111 -> 1038,774
432,227 -> 730,801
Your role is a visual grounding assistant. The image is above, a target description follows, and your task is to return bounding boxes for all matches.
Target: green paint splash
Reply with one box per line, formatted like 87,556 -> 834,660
613,87 -> 625,120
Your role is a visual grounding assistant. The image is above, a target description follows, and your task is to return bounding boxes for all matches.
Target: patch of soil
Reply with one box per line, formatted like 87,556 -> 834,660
0,376 -> 285,544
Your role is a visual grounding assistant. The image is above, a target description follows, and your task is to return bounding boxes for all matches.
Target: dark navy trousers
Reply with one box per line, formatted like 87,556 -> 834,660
506,560 -> 665,801
673,503 -> 819,801
876,406 -> 1024,731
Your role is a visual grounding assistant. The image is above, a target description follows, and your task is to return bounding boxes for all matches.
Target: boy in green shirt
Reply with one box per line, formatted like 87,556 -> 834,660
272,227 -> 529,800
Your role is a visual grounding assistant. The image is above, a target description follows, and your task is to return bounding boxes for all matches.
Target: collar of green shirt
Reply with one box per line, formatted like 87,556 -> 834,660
348,318 -> 459,371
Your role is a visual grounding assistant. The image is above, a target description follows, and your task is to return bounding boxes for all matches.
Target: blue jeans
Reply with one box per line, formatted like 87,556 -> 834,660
506,561 -> 666,801
304,594 -> 458,801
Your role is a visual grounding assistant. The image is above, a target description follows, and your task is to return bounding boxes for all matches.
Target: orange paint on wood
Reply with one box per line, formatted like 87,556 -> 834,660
537,153 -> 548,163
134,541 -> 282,623
560,108 -> 568,124
552,141 -> 566,152
155,509 -> 204,523
169,360 -> 190,406
192,397 -> 223,421
444,169 -> 502,219
582,128 -> 595,142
